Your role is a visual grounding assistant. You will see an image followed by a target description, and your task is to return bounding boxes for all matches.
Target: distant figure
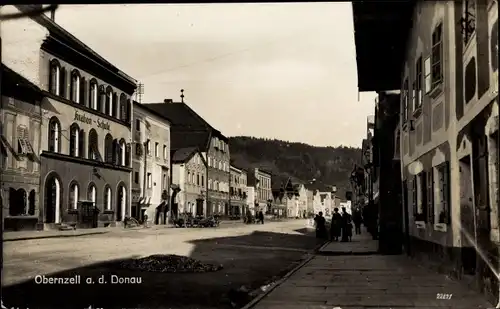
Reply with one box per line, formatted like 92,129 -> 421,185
330,208 -> 342,241
353,208 -> 363,235
258,211 -> 264,224
314,212 -> 327,239
340,207 -> 352,242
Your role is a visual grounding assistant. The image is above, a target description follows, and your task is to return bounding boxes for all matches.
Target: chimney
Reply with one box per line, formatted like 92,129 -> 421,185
164,99 -> 173,104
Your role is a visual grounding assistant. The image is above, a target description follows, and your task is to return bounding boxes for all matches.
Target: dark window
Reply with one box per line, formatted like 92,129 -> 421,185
437,162 -> 451,224
78,129 -> 85,158
9,188 -> 27,216
412,176 -> 418,216
431,23 -> 443,88
79,76 -> 86,106
134,172 -> 139,184
105,134 -> 114,163
465,57 -> 477,104
491,19 -> 498,71
415,56 -> 423,108
427,169 -> 434,224
201,175 -> 204,187
88,129 -> 101,161
59,67 -> 66,99
112,92 -> 118,118
136,119 -> 141,131
28,189 -> 36,215
119,94 -> 127,120
197,174 -> 200,186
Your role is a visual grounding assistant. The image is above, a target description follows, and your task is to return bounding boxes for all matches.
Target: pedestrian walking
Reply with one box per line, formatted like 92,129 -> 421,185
340,207 -> 352,242
314,212 -> 327,239
258,210 -> 264,224
353,208 -> 362,235
329,208 -> 342,241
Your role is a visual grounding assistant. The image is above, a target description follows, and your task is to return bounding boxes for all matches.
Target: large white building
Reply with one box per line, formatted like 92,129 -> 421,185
131,102 -> 171,225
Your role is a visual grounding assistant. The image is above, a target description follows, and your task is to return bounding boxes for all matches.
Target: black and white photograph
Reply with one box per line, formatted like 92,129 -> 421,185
0,2 -> 499,309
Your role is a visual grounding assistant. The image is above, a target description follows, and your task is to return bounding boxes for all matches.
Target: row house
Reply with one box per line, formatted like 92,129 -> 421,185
146,99 -> 230,218
131,102 -> 171,224
229,165 -> 247,217
247,168 -> 272,213
171,147 -> 207,217
353,0 -> 499,303
2,6 -> 136,230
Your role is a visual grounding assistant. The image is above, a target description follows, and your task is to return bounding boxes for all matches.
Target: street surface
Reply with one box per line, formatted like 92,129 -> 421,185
3,220 -> 320,309
250,234 -> 495,309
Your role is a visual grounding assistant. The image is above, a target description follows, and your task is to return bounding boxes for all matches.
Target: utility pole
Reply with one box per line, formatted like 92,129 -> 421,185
136,83 -> 144,103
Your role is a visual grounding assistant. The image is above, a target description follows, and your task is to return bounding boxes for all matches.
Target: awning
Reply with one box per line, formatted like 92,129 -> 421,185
353,1 -> 414,91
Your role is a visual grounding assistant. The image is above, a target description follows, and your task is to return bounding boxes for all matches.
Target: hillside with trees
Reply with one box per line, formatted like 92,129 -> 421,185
228,136 -> 361,198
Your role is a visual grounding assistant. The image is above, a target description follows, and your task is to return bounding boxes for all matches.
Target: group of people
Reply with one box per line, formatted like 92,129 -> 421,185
314,207 -> 363,242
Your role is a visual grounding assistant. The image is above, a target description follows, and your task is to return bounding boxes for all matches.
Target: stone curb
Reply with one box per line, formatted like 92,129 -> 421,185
241,240 -> 327,309
4,231 -> 110,242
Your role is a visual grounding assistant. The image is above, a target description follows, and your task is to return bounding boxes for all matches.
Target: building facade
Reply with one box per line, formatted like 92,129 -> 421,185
2,6 -> 136,230
206,135 -> 230,216
145,100 -> 230,218
353,0 -> 499,304
1,66 -> 44,231
131,102 -> 171,224
248,168 -> 272,212
171,147 -> 207,217
229,165 -> 247,217
246,185 -> 256,216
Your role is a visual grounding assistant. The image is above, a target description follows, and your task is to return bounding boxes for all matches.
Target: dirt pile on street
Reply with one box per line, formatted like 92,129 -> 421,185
120,254 -> 223,273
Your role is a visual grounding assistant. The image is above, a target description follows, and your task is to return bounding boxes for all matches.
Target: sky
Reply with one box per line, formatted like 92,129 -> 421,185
52,3 -> 376,148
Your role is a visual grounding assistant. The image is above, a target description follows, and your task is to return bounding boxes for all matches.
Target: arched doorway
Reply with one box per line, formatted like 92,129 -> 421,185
45,175 -> 61,223
116,184 -> 126,221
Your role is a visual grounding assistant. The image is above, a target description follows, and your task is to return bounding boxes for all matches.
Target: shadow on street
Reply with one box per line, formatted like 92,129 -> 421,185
2,230 -> 319,309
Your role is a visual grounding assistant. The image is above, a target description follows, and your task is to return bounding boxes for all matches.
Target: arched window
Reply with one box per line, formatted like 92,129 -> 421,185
87,183 -> 96,206
70,70 -> 80,103
49,59 -> 62,96
88,129 -> 100,161
104,185 -> 112,211
9,188 -> 27,216
69,182 -> 79,210
119,139 -> 126,166
105,134 -> 114,163
48,117 -> 61,153
105,86 -> 113,116
69,123 -> 80,157
119,94 -> 127,120
98,85 -> 105,112
89,79 -> 98,110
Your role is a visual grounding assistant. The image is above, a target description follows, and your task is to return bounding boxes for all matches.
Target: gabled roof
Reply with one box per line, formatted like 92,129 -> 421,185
170,131 -> 210,152
133,101 -> 173,125
171,147 -> 200,164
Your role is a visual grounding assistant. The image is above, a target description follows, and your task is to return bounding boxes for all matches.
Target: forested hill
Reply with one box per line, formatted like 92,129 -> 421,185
228,136 -> 361,198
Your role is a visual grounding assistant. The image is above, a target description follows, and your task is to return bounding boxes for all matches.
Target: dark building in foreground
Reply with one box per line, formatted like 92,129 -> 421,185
353,1 -> 499,304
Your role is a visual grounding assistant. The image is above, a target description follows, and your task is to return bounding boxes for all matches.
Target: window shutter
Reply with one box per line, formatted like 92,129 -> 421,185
421,171 -> 428,221
70,128 -> 76,156
428,169 -> 434,224
412,176 -> 417,216
49,62 -> 53,94
59,67 -> 66,98
112,93 -> 118,117
78,130 -> 85,158
80,77 -> 86,105
445,161 -> 451,224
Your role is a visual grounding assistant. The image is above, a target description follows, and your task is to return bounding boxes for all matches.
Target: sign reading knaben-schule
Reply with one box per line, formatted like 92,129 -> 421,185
74,111 -> 110,131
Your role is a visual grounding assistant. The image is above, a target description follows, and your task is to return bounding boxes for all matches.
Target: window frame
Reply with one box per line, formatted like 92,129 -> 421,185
48,117 -> 61,153
415,56 -> 423,110
69,123 -> 80,157
104,185 -> 112,211
402,78 -> 409,122
69,182 -> 79,210
70,70 -> 81,103
147,172 -> 152,189
431,23 -> 444,90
